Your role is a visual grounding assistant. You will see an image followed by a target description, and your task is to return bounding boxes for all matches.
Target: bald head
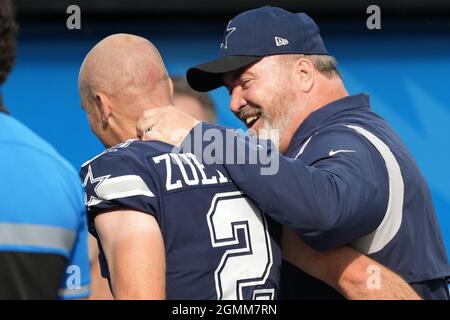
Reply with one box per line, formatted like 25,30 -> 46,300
79,34 -> 172,113
78,34 -> 173,147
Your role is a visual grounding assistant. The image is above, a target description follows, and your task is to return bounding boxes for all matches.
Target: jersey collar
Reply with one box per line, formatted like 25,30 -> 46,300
286,93 -> 371,157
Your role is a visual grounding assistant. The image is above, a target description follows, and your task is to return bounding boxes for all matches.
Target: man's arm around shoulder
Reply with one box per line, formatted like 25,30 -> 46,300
282,227 -> 422,300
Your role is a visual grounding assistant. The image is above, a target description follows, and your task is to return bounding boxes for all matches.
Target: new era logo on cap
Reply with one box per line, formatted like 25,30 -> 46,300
275,36 -> 289,46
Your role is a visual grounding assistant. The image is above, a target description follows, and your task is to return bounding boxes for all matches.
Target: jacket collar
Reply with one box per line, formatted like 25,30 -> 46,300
286,93 -> 371,156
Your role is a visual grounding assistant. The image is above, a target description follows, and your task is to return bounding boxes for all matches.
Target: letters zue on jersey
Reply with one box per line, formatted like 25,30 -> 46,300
81,141 -> 276,300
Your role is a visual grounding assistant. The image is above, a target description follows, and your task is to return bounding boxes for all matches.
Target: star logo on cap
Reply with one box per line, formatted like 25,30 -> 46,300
220,20 -> 236,50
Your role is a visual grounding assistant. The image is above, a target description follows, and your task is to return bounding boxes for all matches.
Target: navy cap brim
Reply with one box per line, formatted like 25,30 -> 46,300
187,55 -> 261,92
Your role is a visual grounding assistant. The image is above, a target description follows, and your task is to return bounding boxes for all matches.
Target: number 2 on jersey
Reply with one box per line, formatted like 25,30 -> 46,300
207,191 -> 275,300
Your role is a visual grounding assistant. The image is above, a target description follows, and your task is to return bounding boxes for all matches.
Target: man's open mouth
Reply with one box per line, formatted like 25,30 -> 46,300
245,115 -> 260,128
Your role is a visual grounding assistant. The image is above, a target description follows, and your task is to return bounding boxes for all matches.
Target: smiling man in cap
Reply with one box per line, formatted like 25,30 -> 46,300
137,6 -> 450,299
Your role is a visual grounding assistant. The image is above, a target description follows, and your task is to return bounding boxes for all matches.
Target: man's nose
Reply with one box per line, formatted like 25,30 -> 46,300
229,86 -> 247,114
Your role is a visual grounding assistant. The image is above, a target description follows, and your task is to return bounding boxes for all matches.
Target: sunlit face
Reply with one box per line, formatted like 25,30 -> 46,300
223,56 -> 297,148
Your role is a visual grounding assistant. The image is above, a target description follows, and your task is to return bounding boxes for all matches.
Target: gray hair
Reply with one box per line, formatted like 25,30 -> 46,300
281,54 -> 341,79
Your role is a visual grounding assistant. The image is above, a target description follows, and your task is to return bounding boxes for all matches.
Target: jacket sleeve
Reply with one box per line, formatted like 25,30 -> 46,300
183,123 -> 389,251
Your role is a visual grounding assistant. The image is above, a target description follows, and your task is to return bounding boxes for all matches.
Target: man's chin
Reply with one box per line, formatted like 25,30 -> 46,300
255,126 -> 281,151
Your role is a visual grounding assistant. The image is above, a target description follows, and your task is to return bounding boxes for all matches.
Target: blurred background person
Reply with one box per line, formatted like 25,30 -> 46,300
172,75 -> 217,123
0,0 -> 90,299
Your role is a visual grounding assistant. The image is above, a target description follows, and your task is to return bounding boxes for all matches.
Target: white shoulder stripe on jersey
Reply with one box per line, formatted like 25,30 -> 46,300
346,124 -> 404,255
95,175 -> 155,201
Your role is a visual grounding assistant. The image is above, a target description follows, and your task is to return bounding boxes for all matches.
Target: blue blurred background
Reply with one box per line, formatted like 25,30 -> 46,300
3,1 -> 450,256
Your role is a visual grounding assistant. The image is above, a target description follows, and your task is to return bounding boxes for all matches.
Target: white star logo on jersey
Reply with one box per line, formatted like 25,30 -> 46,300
220,20 -> 236,49
82,165 -> 110,206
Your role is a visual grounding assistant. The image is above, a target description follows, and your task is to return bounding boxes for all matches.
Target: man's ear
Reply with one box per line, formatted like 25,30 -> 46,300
295,58 -> 315,93
168,77 -> 174,100
95,92 -> 112,129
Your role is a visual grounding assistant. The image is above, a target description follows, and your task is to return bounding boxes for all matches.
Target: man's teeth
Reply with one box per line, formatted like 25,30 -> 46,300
246,116 -> 259,126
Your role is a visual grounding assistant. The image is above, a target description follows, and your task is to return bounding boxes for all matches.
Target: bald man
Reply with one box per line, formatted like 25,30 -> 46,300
78,34 -> 282,300
78,34 -> 172,300
78,34 -> 420,300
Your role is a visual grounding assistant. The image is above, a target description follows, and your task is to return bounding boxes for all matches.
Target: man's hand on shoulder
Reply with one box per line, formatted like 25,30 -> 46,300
136,105 -> 200,147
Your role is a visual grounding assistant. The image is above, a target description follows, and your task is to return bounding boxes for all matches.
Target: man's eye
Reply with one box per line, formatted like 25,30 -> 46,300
242,80 -> 251,88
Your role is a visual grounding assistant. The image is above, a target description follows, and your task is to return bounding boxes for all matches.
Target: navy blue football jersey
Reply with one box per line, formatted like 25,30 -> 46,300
80,139 -> 281,300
